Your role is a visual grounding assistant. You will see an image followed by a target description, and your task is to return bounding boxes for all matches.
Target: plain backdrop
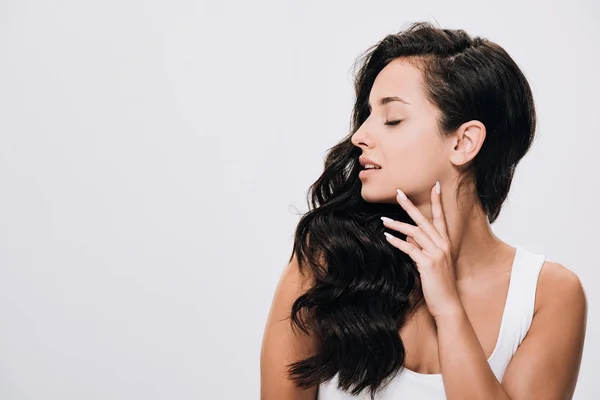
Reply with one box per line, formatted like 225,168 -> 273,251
0,0 -> 598,399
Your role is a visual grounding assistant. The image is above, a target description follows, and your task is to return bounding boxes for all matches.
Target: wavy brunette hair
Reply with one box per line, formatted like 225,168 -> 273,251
285,21 -> 536,399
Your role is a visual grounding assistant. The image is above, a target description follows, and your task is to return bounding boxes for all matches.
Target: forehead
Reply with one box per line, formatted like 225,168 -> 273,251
369,57 -> 425,106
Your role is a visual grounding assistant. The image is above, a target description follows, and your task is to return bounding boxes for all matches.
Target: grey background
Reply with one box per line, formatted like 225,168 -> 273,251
0,0 -> 597,399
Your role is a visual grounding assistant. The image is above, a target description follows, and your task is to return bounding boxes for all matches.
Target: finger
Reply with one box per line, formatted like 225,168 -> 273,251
383,232 -> 427,266
395,188 -> 446,250
407,236 -> 422,250
381,217 -> 436,252
431,181 -> 450,243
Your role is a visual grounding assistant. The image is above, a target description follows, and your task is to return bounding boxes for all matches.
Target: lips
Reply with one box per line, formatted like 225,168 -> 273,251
358,168 -> 380,178
359,156 -> 382,169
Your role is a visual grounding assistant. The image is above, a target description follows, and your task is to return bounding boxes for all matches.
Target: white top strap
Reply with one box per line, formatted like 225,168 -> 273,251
489,245 -> 546,382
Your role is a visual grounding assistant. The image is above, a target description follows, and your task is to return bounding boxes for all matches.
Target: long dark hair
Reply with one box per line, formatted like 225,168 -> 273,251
286,21 -> 536,399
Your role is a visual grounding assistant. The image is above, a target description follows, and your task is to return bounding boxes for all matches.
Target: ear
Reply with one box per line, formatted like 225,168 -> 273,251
448,120 -> 486,167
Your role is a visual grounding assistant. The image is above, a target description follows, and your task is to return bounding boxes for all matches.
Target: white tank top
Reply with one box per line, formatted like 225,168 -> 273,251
317,244 -> 546,399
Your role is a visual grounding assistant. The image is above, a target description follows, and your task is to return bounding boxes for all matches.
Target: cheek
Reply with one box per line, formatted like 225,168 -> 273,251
384,133 -> 446,185
387,136 -> 433,169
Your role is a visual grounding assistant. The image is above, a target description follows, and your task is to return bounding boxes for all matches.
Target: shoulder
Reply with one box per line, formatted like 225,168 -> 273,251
260,251 -> 321,399
535,260 -> 587,318
501,259 -> 587,397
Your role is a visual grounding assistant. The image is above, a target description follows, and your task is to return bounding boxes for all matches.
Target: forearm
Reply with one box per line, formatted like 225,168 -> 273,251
435,305 -> 511,400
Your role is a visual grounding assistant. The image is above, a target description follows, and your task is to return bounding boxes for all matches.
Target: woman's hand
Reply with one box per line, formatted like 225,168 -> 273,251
380,181 -> 462,321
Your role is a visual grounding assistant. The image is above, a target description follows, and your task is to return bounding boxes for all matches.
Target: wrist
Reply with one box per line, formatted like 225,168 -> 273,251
433,301 -> 466,325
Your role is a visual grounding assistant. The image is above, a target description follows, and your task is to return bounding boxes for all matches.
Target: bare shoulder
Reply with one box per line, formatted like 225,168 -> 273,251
501,259 -> 587,398
260,251 -> 321,400
535,260 -> 587,317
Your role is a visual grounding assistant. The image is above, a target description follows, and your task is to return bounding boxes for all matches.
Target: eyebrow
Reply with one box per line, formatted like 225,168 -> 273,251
367,96 -> 411,110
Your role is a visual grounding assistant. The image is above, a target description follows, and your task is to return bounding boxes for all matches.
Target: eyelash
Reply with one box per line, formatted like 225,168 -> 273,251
385,120 -> 402,126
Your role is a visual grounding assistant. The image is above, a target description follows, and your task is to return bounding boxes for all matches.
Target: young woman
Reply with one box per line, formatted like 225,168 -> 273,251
260,21 -> 587,400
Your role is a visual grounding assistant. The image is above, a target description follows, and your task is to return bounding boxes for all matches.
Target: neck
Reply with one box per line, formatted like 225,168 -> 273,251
410,181 -> 509,282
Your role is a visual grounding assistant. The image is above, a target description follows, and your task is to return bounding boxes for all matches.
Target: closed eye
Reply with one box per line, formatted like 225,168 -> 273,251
385,120 -> 402,126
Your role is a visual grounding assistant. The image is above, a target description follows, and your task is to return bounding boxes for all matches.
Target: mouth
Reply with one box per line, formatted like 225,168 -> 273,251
358,156 -> 382,176
359,167 -> 381,177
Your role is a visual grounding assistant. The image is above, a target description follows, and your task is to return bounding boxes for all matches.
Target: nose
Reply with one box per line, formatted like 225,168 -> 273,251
351,124 -> 372,149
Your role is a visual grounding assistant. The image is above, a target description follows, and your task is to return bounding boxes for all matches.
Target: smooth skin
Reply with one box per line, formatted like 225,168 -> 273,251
383,183 -> 587,399
260,251 -> 320,400
260,57 -> 587,399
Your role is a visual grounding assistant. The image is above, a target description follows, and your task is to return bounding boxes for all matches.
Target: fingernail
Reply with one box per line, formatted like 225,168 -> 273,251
435,180 -> 440,195
396,188 -> 407,200
380,216 -> 393,223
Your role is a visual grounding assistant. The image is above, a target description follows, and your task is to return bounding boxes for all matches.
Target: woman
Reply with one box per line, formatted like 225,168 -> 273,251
260,21 -> 587,400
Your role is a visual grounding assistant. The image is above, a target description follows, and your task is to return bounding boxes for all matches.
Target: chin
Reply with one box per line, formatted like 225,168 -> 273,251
360,187 -> 392,204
